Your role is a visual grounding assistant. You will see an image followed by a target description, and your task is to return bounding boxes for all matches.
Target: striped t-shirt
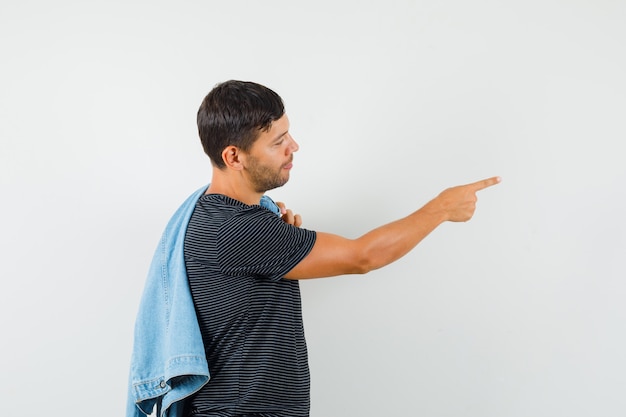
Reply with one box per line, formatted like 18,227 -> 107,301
183,194 -> 317,417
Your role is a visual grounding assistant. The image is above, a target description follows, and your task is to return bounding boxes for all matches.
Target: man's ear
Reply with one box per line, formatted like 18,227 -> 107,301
221,146 -> 244,170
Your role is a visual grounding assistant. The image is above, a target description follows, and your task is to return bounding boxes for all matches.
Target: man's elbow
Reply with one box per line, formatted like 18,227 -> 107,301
348,252 -> 380,275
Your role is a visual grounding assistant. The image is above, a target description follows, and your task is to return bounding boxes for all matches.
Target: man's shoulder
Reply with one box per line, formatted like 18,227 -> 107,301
191,195 -> 276,231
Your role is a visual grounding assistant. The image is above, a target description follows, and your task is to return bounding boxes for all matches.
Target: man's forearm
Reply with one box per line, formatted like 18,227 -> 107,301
355,198 -> 448,273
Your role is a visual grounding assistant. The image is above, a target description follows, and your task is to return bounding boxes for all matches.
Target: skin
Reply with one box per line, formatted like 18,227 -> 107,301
206,114 -> 298,205
207,114 -> 501,280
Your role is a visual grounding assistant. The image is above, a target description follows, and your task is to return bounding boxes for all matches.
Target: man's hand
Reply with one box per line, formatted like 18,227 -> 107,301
276,202 -> 303,227
431,176 -> 501,222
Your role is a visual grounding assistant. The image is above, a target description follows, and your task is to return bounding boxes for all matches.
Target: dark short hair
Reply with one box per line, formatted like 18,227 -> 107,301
197,80 -> 285,168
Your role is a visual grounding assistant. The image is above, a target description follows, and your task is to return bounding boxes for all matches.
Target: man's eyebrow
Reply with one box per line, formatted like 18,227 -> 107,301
272,130 -> 289,142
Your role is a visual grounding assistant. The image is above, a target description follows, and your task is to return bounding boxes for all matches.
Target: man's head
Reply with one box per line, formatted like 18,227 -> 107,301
197,80 -> 285,169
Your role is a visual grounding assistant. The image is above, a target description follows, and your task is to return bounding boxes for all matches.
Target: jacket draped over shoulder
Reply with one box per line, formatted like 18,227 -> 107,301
127,185 -> 280,417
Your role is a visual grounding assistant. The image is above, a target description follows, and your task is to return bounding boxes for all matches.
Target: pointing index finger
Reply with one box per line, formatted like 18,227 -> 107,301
469,176 -> 502,191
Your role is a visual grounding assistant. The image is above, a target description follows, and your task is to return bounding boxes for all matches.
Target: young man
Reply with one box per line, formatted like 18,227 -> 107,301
183,80 -> 500,417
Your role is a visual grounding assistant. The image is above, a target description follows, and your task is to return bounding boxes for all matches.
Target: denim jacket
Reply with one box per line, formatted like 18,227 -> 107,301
127,185 -> 280,417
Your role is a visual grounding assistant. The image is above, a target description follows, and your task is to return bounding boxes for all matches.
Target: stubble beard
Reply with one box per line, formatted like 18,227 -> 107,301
246,155 -> 291,193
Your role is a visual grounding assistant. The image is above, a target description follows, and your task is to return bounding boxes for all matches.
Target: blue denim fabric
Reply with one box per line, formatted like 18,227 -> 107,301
127,185 -> 280,417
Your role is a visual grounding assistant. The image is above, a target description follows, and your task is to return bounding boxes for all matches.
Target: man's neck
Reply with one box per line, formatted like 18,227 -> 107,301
206,169 -> 262,206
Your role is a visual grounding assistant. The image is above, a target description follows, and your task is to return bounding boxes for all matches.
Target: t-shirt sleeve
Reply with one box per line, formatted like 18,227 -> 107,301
216,207 -> 316,281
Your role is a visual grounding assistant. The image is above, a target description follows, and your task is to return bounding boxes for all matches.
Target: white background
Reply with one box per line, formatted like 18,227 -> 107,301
1,1 -> 625,416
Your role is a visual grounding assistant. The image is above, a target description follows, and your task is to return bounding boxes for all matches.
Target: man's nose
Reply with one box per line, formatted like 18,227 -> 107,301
287,135 -> 299,153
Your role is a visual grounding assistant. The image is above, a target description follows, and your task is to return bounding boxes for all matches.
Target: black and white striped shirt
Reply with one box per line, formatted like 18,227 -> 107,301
183,194 -> 316,417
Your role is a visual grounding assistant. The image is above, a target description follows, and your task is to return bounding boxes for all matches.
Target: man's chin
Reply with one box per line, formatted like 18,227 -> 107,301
256,178 -> 289,193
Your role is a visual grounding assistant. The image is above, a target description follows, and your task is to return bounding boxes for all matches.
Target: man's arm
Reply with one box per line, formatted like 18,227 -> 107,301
284,176 -> 501,280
